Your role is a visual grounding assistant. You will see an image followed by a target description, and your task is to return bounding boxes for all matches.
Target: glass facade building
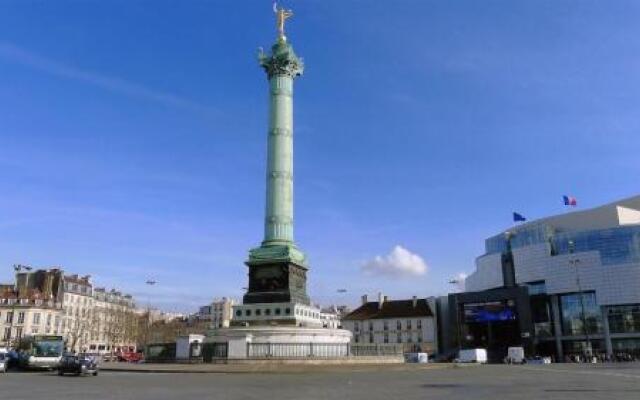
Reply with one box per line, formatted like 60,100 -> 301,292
466,196 -> 640,360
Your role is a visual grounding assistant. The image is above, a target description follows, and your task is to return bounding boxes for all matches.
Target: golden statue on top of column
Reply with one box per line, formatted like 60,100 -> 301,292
274,2 -> 294,40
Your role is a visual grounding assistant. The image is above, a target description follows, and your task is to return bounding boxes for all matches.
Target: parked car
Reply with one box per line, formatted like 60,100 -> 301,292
0,352 -> 8,373
118,351 -> 143,363
526,356 -> 552,365
57,354 -> 99,376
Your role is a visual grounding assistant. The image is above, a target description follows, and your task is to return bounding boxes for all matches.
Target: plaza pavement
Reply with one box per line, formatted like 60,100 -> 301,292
98,360 -> 449,373
2,363 -> 639,400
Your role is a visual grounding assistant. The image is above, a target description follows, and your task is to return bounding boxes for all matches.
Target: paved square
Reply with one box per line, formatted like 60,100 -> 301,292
2,363 -> 640,400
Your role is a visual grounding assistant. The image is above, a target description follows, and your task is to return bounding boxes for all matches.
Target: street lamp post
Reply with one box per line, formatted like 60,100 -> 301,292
144,280 -> 157,349
568,241 -> 592,359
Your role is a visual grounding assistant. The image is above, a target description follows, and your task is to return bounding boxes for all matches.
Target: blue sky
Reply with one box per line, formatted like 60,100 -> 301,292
0,1 -> 639,312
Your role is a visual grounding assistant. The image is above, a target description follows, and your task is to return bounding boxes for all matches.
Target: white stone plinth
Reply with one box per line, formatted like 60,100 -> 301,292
205,326 -> 352,359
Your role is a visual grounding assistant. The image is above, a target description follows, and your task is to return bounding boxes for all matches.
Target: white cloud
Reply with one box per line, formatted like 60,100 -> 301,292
362,245 -> 428,278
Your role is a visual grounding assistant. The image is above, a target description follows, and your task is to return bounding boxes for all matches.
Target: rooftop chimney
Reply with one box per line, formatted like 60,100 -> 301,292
361,294 -> 368,305
412,296 -> 418,308
378,292 -> 384,310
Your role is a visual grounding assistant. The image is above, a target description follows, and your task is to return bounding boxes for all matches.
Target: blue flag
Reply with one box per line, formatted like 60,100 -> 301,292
513,212 -> 527,222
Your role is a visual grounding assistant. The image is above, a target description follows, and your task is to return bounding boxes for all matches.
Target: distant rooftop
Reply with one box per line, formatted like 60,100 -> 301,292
343,298 -> 433,321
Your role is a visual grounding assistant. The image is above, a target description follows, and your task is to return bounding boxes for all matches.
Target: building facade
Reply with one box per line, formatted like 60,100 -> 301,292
0,268 -> 64,346
0,268 -> 137,353
1,295 -> 64,346
464,195 -> 640,359
61,274 -> 95,352
88,287 -> 137,354
319,306 -> 344,329
196,297 -> 236,329
342,294 -> 437,353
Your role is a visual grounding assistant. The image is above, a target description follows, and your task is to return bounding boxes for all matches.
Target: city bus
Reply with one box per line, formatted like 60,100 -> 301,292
17,334 -> 64,369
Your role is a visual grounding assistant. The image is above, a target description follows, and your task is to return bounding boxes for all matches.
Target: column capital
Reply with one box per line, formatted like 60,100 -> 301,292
258,39 -> 304,79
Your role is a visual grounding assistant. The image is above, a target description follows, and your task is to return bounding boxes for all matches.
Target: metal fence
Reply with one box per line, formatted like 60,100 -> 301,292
202,342 -> 228,361
350,344 -> 404,357
247,342 -> 349,358
144,342 -> 176,363
243,343 -> 403,359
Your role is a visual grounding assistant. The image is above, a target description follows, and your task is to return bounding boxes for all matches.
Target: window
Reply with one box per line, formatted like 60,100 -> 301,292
5,311 -> 13,324
608,305 -> 640,334
397,320 -> 401,330
265,309 -> 271,316
46,314 -> 52,326
354,322 -> 360,332
275,308 -> 281,315
33,313 -> 41,325
417,319 -> 422,329
3,327 -> 10,340
235,310 -> 241,317
368,321 -> 373,331
550,226 -> 640,266
256,309 -> 262,316
406,320 -> 412,330
417,335 -> 423,343
525,281 -> 547,295
612,338 -> 640,356
286,308 -> 291,315
397,333 -> 402,343
560,292 -> 602,335
245,310 -> 252,317
354,335 -> 359,343
383,333 -> 389,343
15,327 -> 22,339
383,320 -> 388,331
369,334 -> 374,343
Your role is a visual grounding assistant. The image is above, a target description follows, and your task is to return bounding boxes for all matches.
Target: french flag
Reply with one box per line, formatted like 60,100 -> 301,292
563,195 -> 577,206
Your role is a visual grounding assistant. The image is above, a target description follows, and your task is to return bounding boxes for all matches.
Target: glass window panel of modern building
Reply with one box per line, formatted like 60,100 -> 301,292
608,305 -> 640,334
551,226 -> 640,266
612,339 -> 640,359
560,292 -> 602,336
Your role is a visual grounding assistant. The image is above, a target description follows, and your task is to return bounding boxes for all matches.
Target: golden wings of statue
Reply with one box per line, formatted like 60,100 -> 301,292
273,2 -> 294,39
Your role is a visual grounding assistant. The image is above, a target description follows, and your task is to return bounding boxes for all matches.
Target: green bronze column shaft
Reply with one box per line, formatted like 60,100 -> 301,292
248,36 -> 305,266
264,71 -> 294,244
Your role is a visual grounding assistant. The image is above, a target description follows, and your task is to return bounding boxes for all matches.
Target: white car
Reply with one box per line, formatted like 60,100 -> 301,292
0,353 -> 7,373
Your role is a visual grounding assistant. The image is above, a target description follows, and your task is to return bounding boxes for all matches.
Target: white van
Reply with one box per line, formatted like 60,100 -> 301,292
456,348 -> 488,364
505,347 -> 525,364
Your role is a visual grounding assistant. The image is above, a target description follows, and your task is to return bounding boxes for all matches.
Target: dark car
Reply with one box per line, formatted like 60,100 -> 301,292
57,354 -> 99,376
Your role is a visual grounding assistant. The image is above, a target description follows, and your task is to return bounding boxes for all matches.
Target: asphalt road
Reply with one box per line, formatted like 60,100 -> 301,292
2,363 -> 640,400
